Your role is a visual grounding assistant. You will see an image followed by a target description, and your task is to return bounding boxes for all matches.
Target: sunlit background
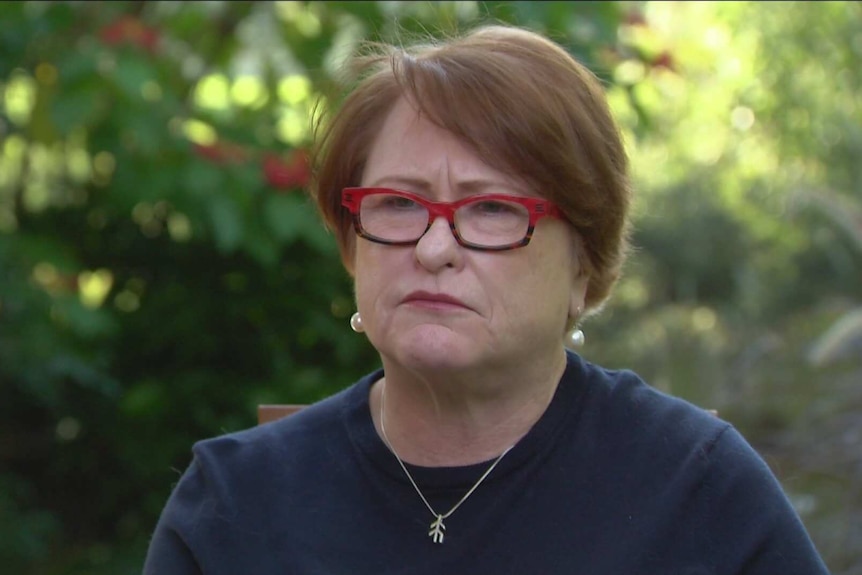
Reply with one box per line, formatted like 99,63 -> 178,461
1,1 -> 860,573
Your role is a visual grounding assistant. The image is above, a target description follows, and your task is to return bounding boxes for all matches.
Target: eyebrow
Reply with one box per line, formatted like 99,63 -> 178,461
366,175 -> 526,196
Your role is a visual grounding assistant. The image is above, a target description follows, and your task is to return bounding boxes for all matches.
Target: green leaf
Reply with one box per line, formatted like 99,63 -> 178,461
242,224 -> 280,267
110,52 -> 156,100
183,160 -> 225,199
46,352 -> 120,397
50,87 -> 103,133
54,297 -> 119,340
120,380 -> 165,418
208,195 -> 244,253
263,193 -> 306,244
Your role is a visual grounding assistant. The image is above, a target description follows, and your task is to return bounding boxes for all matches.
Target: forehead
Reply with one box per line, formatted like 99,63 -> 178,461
361,97 -> 519,193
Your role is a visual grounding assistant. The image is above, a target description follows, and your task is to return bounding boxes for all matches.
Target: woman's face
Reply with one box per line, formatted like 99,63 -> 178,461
354,98 -> 588,376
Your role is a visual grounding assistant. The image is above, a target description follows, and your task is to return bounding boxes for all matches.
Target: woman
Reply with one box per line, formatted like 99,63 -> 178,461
144,24 -> 829,574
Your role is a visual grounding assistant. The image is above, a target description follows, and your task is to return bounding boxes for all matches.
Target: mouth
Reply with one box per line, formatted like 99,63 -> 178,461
401,290 -> 471,311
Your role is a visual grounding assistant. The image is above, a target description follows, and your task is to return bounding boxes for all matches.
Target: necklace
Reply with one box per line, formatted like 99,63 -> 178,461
378,382 -> 514,544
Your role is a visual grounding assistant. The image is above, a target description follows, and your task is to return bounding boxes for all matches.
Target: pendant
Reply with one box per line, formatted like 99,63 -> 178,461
428,514 -> 446,544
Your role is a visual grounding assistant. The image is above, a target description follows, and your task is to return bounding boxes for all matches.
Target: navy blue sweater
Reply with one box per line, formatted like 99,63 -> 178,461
144,352 -> 829,574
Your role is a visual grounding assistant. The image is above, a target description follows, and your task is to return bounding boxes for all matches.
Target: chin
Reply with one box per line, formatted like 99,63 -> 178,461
385,326 -> 482,373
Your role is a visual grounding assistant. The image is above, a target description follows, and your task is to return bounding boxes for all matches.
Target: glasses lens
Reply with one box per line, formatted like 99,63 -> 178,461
359,193 -> 429,242
455,198 -> 530,247
356,192 -> 533,248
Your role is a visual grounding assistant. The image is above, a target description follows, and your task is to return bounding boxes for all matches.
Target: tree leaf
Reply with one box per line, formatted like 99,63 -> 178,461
208,195 -> 244,253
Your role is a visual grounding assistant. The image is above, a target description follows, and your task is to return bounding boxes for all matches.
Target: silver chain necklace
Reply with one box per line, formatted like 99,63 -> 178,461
379,382 -> 514,544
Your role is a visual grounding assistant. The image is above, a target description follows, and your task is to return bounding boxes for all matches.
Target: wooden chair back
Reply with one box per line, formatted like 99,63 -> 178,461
257,404 -> 305,425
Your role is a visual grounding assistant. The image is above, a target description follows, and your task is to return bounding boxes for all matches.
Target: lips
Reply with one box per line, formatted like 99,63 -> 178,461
402,290 -> 470,310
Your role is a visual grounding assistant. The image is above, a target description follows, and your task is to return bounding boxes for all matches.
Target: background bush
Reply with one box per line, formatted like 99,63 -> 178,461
1,2 -> 859,573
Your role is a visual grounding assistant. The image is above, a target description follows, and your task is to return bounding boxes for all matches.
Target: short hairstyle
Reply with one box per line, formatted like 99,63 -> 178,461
310,24 -> 632,313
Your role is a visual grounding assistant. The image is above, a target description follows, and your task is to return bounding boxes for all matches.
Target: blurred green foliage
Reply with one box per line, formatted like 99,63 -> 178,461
0,1 -> 859,573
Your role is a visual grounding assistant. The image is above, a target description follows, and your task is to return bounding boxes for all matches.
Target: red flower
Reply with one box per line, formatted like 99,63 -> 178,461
99,16 -> 159,53
262,149 -> 310,190
192,141 -> 249,165
651,51 -> 676,72
624,10 -> 647,27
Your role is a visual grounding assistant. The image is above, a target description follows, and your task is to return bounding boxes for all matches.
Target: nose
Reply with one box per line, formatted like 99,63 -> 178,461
414,215 -> 463,271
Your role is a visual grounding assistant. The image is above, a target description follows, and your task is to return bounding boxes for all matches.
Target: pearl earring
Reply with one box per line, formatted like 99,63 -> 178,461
565,305 -> 585,349
350,312 -> 364,333
566,328 -> 585,349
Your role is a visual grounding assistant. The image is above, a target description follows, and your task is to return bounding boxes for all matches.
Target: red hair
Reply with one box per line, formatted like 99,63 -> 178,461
310,24 -> 631,312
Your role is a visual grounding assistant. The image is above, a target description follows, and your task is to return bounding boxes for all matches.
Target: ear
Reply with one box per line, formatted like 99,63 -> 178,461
568,235 -> 590,324
343,233 -> 358,277
568,272 -> 588,327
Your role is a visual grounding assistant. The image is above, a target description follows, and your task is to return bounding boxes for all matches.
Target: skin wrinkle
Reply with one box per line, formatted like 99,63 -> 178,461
357,97 -> 586,466
399,48 -> 617,302
362,117 -> 591,330
313,27 -> 631,313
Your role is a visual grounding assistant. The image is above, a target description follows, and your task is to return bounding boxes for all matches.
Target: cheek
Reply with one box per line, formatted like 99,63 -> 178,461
523,235 -> 580,311
342,238 -> 357,277
352,249 -> 375,301
352,244 -> 396,307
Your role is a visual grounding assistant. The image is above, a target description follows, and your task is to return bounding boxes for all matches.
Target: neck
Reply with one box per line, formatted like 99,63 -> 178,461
370,349 -> 567,466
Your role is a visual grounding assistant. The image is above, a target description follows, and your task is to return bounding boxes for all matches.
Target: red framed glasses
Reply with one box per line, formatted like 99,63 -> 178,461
341,187 -> 565,251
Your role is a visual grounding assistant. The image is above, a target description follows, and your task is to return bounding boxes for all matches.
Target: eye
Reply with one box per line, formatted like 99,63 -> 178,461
382,195 -> 421,210
471,199 -> 521,215
364,193 -> 423,211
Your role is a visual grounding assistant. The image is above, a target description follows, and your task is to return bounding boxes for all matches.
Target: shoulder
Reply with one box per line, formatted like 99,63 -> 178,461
175,371 -> 378,510
567,358 -> 828,571
565,353 -> 810,516
146,372 -> 380,561
568,353 -> 725,436
563,353 -> 749,480
193,376 -> 366,472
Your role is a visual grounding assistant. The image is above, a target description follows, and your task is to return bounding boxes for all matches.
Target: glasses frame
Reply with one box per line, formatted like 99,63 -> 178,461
341,187 -> 566,251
